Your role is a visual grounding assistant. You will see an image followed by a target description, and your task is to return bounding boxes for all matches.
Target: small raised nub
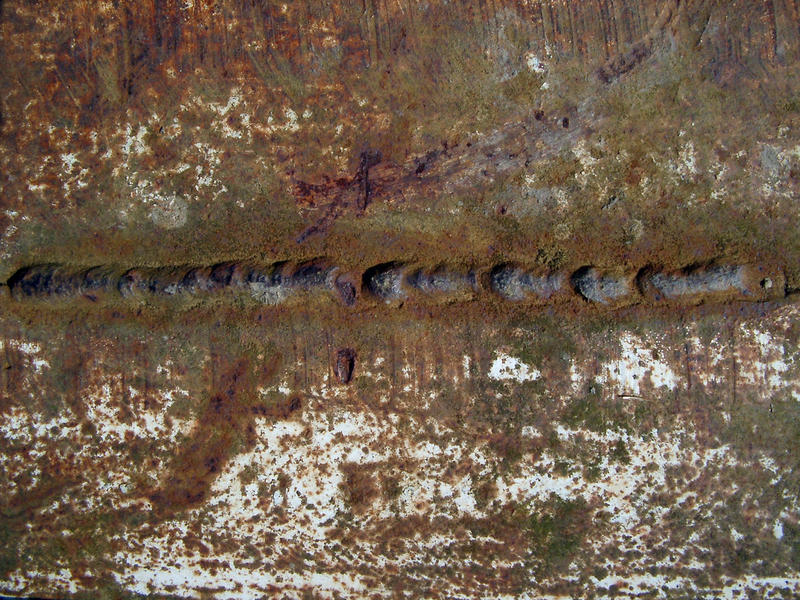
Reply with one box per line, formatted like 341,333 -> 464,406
640,264 -> 786,303
571,267 -> 635,306
489,264 -> 565,302
406,266 -> 477,300
8,264 -> 78,299
363,262 -> 408,302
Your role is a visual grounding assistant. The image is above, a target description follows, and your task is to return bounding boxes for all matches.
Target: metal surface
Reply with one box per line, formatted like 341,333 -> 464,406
1,1 -> 800,598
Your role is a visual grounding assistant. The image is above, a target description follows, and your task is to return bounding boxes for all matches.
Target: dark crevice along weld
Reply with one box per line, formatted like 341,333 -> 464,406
2,260 -> 789,310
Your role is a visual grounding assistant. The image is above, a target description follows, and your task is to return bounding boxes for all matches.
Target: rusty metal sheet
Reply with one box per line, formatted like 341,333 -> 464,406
2,1 -> 800,598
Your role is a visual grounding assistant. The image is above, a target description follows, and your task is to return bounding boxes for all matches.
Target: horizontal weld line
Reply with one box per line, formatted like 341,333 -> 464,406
4,261 -> 787,309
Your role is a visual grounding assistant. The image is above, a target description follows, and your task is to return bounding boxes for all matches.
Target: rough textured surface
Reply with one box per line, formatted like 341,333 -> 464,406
572,267 -> 634,306
2,1 -> 800,598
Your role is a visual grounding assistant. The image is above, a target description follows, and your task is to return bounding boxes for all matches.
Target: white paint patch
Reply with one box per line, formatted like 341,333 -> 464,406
60,153 -> 78,171
572,140 -> 599,186
718,576 -> 800,600
738,327 -> 793,390
83,379 -> 193,444
279,108 -> 299,132
488,352 -> 541,382
122,124 -> 149,158
452,475 -> 479,515
7,308 -> 800,599
774,520 -> 784,540
524,52 -> 547,74
598,334 -> 680,395
1,339 -> 50,372
678,141 -> 698,177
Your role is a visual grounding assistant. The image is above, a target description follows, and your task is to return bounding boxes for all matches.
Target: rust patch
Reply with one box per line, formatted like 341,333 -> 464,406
147,351 -> 287,513
335,348 -> 356,384
340,462 -> 378,514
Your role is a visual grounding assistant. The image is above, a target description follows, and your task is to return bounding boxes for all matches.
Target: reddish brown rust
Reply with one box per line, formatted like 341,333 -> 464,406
335,348 -> 356,384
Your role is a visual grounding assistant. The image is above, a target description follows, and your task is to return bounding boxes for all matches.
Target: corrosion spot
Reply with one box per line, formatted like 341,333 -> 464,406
336,348 -> 356,384
335,278 -> 357,306
287,395 -> 302,414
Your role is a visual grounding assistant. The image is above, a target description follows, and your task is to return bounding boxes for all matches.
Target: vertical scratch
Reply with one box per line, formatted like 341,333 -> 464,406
730,321 -> 738,405
684,341 -> 692,392
765,0 -> 779,61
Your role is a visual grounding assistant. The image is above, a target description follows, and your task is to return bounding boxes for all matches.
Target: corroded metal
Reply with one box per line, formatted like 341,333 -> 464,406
2,0 -> 800,598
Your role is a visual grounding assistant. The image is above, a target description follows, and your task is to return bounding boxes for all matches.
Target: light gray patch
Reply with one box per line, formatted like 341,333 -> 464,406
364,263 -> 408,301
650,265 -> 748,299
491,265 -> 564,301
572,268 -> 631,304
407,268 -> 476,296
149,195 -> 188,229
249,281 -> 292,305
761,145 -> 782,178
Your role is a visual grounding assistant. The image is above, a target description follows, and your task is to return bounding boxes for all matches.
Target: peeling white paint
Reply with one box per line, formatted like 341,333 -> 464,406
488,352 -> 540,382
